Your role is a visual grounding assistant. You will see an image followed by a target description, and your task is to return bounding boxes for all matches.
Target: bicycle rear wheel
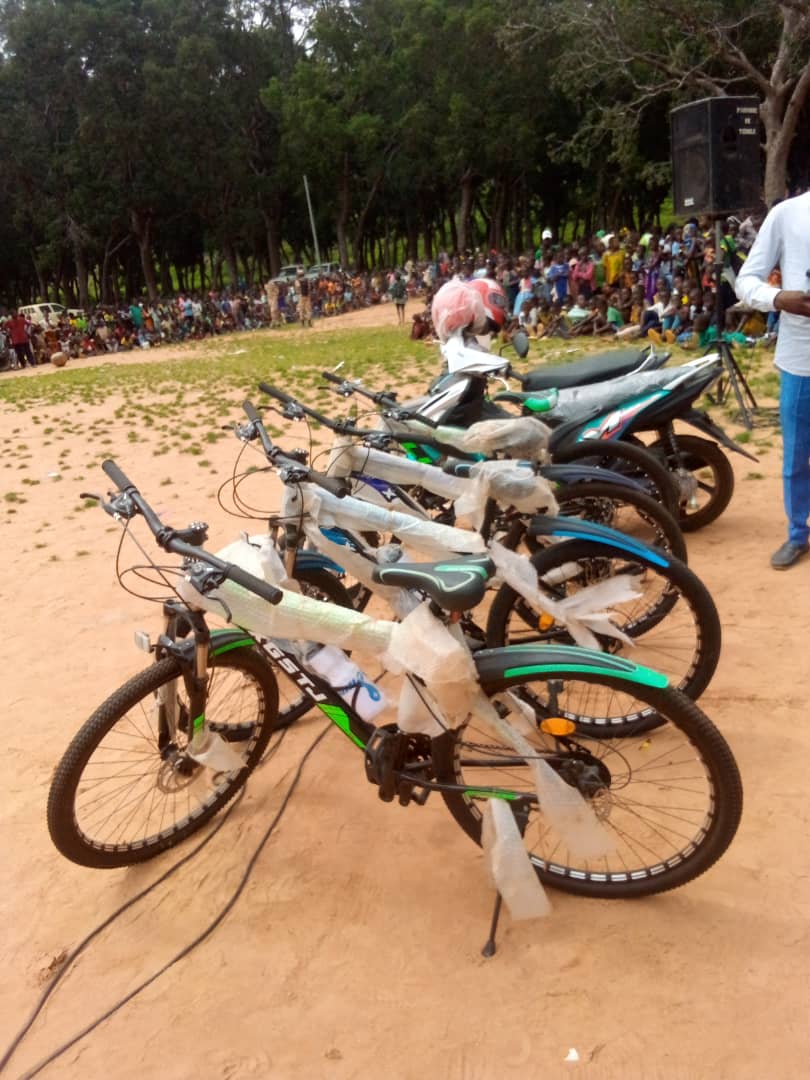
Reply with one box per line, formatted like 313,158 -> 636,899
554,480 -> 686,563
433,670 -> 742,899
556,441 -> 680,515
485,539 -> 721,730
47,648 -> 278,868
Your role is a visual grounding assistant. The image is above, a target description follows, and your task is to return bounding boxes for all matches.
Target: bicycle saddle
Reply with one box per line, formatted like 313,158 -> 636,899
372,555 -> 494,612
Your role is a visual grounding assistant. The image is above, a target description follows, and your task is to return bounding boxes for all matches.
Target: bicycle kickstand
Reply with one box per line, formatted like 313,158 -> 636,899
481,802 -> 531,958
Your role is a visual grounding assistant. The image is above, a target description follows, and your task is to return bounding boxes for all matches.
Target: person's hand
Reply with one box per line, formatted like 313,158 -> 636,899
775,291 -> 810,318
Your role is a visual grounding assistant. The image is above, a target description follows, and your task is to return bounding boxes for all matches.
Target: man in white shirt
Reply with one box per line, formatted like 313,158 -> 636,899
735,191 -> 810,568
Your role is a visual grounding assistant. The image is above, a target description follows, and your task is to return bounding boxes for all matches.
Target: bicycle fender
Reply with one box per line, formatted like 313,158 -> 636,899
210,629 -> 261,657
473,644 -> 669,694
682,410 -> 758,461
294,550 -> 346,575
539,463 -> 645,492
527,514 -> 669,567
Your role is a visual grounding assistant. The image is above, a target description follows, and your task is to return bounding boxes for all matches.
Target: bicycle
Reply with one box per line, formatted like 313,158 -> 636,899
247,388 -> 719,724
47,457 -> 742,904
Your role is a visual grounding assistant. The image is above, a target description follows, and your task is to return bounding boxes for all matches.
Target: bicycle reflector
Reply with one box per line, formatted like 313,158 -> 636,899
540,717 -> 577,736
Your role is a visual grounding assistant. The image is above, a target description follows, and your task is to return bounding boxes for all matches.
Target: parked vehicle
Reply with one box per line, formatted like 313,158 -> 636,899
306,262 -> 342,279
18,302 -> 66,328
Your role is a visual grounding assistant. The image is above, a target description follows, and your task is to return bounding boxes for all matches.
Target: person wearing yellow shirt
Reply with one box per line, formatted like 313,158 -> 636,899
602,235 -> 625,288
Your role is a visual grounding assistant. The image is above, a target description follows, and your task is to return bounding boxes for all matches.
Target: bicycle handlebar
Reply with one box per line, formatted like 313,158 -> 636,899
320,371 -> 398,406
101,458 -> 284,605
241,401 -> 350,498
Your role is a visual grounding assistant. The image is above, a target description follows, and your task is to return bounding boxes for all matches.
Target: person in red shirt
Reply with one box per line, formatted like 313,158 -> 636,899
7,311 -> 36,368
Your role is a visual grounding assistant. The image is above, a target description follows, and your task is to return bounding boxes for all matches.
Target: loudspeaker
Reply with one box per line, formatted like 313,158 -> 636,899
671,97 -> 761,217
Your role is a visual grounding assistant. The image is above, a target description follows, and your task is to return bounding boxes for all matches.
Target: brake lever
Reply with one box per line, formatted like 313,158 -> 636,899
282,403 -> 306,420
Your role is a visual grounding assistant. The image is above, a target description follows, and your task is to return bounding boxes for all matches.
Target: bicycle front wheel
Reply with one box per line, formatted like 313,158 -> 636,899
434,670 -> 742,899
47,648 -> 279,868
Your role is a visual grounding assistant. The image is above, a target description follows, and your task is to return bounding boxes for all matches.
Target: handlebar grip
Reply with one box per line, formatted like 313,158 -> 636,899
321,371 -> 345,385
307,469 -> 350,498
224,563 -> 284,605
243,400 -> 275,455
102,459 -> 136,492
258,381 -> 296,405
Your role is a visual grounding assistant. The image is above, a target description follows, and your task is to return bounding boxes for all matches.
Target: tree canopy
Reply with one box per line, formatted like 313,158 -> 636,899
0,0 -> 807,306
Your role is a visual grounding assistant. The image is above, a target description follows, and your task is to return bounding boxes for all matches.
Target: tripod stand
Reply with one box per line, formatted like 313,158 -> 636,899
707,217 -> 758,430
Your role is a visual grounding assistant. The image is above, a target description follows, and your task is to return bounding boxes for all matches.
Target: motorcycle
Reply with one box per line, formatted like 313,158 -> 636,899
492,353 -> 756,531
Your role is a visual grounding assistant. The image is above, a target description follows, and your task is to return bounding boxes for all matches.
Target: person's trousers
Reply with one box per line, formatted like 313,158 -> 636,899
779,369 -> 810,544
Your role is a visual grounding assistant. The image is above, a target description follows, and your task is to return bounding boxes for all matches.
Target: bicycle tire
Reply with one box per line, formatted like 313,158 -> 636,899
648,434 -> 735,532
274,567 -> 356,727
47,648 -> 279,868
554,480 -> 687,563
557,440 -> 680,516
485,539 -> 720,730
433,672 -> 742,899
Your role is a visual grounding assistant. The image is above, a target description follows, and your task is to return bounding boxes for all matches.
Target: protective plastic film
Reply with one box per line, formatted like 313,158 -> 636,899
381,602 -> 480,726
294,485 -> 487,558
454,461 -> 559,529
178,570 -> 394,655
488,541 -> 638,651
482,799 -> 552,920
431,281 -> 488,342
455,417 -> 552,461
473,694 -> 615,860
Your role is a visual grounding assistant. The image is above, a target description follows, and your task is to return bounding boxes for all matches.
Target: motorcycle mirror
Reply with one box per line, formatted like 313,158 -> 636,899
512,330 -> 530,359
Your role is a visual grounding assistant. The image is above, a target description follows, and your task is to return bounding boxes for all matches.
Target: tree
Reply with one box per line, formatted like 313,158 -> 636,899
509,0 -> 810,205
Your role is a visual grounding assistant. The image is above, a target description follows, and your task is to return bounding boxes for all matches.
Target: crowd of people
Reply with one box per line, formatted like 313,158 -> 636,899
1,211 -> 774,370
405,213 -> 774,350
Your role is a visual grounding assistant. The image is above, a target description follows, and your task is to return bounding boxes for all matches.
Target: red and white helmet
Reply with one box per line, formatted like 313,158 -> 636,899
467,277 -> 508,330
431,280 -> 487,341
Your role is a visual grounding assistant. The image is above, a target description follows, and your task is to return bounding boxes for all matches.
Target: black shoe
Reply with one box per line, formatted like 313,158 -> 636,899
771,540 -> 810,570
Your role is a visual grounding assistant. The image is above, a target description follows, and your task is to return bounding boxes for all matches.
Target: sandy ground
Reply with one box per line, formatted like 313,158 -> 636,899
2,302 -> 809,1079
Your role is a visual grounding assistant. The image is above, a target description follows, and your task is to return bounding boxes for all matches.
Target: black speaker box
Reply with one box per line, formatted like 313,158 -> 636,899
671,97 -> 761,217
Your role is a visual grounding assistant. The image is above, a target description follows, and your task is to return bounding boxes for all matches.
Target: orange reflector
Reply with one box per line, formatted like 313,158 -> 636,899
540,717 -> 576,736
538,612 -> 554,631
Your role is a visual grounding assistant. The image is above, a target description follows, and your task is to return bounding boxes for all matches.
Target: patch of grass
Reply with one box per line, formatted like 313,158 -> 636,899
745,472 -> 765,480
4,492 -> 25,503
734,431 -> 752,444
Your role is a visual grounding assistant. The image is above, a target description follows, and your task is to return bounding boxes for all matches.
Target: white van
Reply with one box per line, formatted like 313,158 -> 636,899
19,303 -> 66,328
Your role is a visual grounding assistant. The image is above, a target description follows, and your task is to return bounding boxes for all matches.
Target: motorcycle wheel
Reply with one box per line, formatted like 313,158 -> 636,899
648,434 -> 735,532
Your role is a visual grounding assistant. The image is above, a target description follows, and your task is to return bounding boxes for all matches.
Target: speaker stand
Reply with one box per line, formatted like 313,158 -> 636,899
708,219 -> 758,430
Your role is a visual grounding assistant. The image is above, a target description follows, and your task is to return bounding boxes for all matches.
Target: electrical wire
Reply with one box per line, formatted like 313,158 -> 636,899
1,722 -> 331,1079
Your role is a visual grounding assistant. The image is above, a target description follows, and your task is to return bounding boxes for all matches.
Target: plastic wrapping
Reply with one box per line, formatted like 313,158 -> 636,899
300,520 -> 412,616
286,484 -> 487,558
482,799 -> 552,920
473,694 -> 615,860
396,676 -> 445,737
219,534 -> 299,592
177,572 -> 394,655
489,541 -> 638,651
548,368 -> 676,423
186,731 -> 249,773
454,460 -> 559,529
441,331 -> 508,373
381,602 -> 479,726
431,281 -> 487,341
456,417 -> 552,460
337,443 -> 467,501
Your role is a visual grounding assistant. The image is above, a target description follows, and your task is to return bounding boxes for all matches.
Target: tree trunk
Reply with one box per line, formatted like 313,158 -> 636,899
224,241 -> 239,292
129,209 -> 158,303
456,171 -> 475,254
335,153 -> 351,269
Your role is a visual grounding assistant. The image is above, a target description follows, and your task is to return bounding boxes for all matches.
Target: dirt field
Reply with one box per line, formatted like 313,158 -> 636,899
2,303 -> 809,1079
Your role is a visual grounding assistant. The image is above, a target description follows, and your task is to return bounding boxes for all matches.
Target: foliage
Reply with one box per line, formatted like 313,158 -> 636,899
0,0 -> 808,306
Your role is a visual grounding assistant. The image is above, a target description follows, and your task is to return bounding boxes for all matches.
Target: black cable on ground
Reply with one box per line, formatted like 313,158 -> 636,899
1,722 -> 330,1079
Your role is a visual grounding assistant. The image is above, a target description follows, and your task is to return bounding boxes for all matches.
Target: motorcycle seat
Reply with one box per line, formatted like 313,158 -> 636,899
516,347 -> 666,392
